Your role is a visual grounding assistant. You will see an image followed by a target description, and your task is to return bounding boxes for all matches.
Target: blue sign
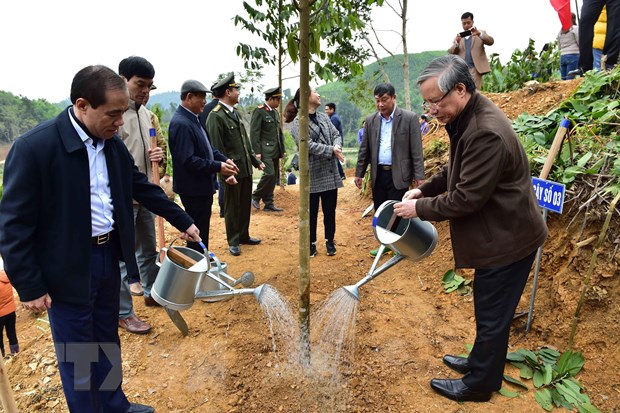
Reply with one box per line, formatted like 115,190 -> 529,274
532,177 -> 565,213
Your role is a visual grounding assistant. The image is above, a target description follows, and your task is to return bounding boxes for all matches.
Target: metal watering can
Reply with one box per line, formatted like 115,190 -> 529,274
343,200 -> 438,300
151,240 -> 265,335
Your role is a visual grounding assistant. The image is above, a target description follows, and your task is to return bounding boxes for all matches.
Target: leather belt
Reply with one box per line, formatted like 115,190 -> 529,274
92,231 -> 113,245
379,164 -> 392,171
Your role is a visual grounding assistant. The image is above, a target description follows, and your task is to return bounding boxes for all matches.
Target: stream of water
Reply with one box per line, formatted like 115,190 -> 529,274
256,284 -> 359,376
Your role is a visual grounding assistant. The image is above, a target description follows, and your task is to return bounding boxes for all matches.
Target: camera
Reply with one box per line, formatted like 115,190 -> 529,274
458,30 -> 472,37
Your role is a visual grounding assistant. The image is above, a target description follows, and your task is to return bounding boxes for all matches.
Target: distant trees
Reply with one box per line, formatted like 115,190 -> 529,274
0,91 -> 61,144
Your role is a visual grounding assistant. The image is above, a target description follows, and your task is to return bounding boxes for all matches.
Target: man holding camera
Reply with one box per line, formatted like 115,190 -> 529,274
448,12 -> 494,89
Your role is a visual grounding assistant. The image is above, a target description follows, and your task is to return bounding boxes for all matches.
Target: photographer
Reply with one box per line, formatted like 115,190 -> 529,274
448,12 -> 494,89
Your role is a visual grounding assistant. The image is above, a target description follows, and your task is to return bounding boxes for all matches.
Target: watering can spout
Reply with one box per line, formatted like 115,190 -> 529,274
196,284 -> 267,301
342,285 -> 360,301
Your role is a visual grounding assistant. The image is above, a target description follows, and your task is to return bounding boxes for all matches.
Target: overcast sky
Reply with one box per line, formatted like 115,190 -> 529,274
1,0 -> 583,102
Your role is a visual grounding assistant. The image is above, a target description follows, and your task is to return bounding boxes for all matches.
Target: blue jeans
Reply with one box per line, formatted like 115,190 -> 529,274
560,54 -> 579,80
119,204 -> 158,319
593,48 -> 603,71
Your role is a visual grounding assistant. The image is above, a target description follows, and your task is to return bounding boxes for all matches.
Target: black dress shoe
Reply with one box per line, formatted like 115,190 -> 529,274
251,199 -> 260,210
240,237 -> 261,245
126,402 -> 155,413
229,246 -> 241,256
430,378 -> 492,402
442,354 -> 470,374
264,205 -> 283,212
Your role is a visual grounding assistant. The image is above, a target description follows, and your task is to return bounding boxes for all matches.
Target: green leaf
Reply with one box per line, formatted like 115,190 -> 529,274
585,158 -> 605,174
543,363 -> 553,385
534,389 -> 554,411
515,362 -> 534,379
503,374 -> 529,390
556,382 -> 586,406
499,387 -> 520,398
533,369 -> 544,388
578,402 -> 603,413
577,152 -> 593,168
562,379 -> 590,403
441,269 -> 456,283
286,33 -> 298,63
550,388 -> 567,408
537,348 -> 560,365
506,352 -> 526,362
557,351 -> 585,376
519,349 -> 541,366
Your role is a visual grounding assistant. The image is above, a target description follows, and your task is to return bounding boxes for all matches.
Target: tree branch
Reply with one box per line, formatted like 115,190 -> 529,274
385,0 -> 403,18
371,24 -> 395,57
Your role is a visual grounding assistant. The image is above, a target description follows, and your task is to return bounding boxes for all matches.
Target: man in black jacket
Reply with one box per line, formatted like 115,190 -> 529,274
169,79 -> 238,253
0,65 -> 200,413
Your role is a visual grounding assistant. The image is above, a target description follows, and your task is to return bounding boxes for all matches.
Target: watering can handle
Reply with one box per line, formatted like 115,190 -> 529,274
156,236 -> 182,268
156,247 -> 168,268
208,252 -> 224,273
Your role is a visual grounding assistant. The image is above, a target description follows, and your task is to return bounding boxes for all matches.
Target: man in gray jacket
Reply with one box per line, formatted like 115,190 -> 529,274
394,55 -> 547,403
117,56 -> 164,334
354,82 -> 425,257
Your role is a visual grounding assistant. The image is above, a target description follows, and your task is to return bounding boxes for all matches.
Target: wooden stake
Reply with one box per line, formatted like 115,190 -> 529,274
150,131 -> 166,255
526,117 -> 571,333
0,355 -> 18,412
540,118 -> 570,180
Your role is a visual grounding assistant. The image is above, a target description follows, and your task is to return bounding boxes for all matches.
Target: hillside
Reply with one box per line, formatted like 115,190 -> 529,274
318,51 -> 446,141
4,78 -> 620,413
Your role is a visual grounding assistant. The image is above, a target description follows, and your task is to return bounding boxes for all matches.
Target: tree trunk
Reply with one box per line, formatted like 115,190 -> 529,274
401,0 -> 411,111
278,0 -> 286,185
298,0 -> 311,366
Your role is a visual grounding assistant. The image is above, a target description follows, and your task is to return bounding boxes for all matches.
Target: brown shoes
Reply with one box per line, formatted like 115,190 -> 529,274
129,282 -> 144,296
119,314 -> 151,334
144,296 -> 161,307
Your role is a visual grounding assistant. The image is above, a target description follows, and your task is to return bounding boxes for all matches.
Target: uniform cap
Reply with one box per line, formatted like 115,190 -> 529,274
264,86 -> 282,98
211,72 -> 240,94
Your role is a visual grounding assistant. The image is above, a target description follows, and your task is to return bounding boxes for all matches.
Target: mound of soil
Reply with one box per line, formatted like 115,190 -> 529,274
4,78 -> 619,412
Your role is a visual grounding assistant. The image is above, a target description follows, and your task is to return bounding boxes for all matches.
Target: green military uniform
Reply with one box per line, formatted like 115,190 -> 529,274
206,74 -> 262,248
251,87 -> 285,209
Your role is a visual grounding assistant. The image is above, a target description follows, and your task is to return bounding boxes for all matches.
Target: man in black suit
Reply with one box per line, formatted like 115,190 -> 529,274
169,79 -> 238,253
0,65 -> 201,413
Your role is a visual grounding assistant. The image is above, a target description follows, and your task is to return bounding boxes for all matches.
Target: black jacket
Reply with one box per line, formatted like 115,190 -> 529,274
0,108 -> 193,304
169,106 -> 228,196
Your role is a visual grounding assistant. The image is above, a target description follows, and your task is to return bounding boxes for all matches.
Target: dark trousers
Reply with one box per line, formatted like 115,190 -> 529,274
224,175 -> 253,246
217,178 -> 225,216
310,189 -> 338,243
372,167 -> 408,212
462,251 -> 537,392
337,161 -> 345,179
180,194 -> 213,253
252,158 -> 279,207
0,312 -> 17,356
578,0 -> 620,70
48,237 -> 130,413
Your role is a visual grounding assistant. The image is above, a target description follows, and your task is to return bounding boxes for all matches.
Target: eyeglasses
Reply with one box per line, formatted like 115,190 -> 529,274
422,88 -> 453,111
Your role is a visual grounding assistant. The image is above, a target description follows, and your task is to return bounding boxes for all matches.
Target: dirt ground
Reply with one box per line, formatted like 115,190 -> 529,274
4,78 -> 620,413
